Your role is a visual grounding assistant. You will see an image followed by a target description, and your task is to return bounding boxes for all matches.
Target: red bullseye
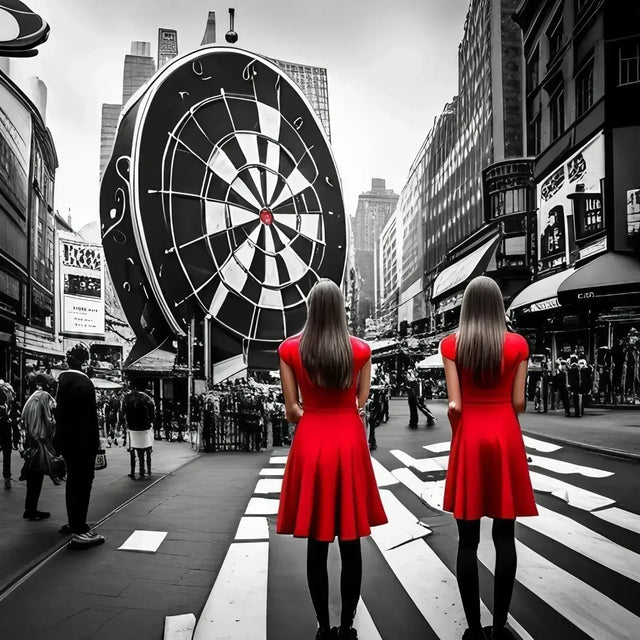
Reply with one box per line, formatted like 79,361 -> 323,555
259,208 -> 274,225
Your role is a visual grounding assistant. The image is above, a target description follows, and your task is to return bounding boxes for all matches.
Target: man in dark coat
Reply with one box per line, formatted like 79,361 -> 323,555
54,343 -> 105,549
404,371 -> 419,428
566,354 -> 582,417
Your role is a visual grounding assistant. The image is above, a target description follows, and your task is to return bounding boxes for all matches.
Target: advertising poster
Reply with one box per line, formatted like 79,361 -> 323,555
537,132 -> 605,273
628,188 -> 640,240
58,232 -> 105,336
0,82 -> 32,215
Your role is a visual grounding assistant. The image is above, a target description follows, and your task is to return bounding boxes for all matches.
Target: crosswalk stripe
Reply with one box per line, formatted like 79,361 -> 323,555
254,478 -> 283,494
245,497 -> 280,515
390,449 -> 447,473
592,506 -> 640,535
235,516 -> 269,541
478,520 -> 640,640
423,441 -> 451,453
370,456 -> 400,487
269,456 -> 288,464
392,466 -> 446,511
259,468 -> 285,476
522,435 -> 562,452
527,454 -> 614,477
352,598 -> 383,640
193,542 -> 269,640
375,489 -> 432,550
529,471 -> 615,511
521,504 -> 640,582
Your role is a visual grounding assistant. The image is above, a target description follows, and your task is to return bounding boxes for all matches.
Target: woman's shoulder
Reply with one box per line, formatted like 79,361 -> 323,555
439,333 -> 457,360
505,332 -> 529,359
278,334 -> 301,360
350,335 -> 371,358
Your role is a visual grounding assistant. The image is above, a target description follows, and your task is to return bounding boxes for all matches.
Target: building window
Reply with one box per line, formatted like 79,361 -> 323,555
619,40 -> 640,86
528,113 -> 542,156
549,82 -> 565,141
547,8 -> 564,61
575,57 -> 594,117
526,47 -> 539,94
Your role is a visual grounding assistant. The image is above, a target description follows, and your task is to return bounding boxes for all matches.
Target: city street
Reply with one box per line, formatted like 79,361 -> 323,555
0,399 -> 638,640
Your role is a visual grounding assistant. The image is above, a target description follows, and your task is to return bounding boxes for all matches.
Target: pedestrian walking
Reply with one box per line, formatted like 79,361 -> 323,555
53,343 -> 105,550
276,279 -> 387,640
122,379 -> 155,479
441,276 -> 537,640
567,354 -> 582,417
404,370 -> 419,427
554,360 -> 570,416
20,374 -> 59,520
0,389 -> 12,490
579,359 -> 593,416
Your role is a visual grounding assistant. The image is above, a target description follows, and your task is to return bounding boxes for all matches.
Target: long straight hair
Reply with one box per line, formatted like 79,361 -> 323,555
299,279 -> 353,389
456,276 -> 506,387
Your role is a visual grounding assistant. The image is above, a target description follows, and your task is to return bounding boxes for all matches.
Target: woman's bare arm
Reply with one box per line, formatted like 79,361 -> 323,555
512,360 -> 528,414
443,357 -> 462,417
280,358 -> 303,423
357,358 -> 372,411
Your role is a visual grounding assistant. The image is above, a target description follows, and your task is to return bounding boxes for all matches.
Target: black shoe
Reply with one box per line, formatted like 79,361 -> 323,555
23,511 -> 51,521
337,627 -> 357,640
462,629 -> 488,640
68,531 -> 106,550
315,627 -> 337,640
128,473 -> 137,480
491,627 -> 516,640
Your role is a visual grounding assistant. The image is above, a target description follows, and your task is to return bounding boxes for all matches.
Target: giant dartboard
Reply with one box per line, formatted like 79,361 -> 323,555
100,47 -> 346,368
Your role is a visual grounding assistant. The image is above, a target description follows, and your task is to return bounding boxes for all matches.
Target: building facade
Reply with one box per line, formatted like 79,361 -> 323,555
510,0 -> 640,405
352,178 -> 399,330
157,28 -> 178,69
375,210 -> 401,336
271,58 -> 331,140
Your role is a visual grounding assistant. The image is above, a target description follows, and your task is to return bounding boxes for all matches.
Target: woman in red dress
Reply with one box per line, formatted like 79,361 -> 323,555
277,279 -> 387,640
441,276 -> 537,640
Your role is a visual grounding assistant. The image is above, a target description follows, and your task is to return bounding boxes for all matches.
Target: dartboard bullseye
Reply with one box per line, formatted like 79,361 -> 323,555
100,46 -> 346,367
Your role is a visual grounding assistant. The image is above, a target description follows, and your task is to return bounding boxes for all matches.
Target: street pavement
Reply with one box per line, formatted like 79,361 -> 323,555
0,399 -> 638,640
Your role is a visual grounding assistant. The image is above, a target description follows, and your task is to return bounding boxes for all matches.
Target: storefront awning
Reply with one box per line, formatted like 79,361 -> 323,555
507,269 -> 575,314
125,347 -> 180,375
369,339 -> 398,353
557,253 -> 640,305
416,353 -> 444,370
432,235 -> 500,300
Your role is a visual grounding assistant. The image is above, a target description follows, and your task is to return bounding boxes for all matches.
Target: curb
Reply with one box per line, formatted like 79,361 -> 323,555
523,430 -> 640,462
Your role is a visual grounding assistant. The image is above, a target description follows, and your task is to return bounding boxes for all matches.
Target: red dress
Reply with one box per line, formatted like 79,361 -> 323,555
440,332 -> 538,520
276,335 -> 388,542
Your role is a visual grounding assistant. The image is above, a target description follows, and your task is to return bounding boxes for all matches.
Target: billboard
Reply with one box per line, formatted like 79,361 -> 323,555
58,231 -> 105,336
537,132 -> 605,273
0,81 -> 32,217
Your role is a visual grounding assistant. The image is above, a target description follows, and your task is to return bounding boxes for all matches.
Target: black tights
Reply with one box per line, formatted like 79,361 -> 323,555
456,519 -> 517,631
307,537 -> 362,630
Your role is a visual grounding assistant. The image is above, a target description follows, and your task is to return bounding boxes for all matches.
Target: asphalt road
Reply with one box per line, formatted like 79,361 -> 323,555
0,399 -> 638,640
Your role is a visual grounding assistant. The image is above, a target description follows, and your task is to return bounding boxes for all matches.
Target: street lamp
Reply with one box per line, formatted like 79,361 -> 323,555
225,8 -> 238,43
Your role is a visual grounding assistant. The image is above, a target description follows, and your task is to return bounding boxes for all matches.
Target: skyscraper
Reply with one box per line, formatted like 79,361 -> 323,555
271,58 -> 331,140
201,11 -> 216,45
99,41 -> 157,180
157,28 -> 178,69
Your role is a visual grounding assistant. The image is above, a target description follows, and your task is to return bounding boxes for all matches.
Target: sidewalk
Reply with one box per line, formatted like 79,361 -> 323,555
0,439 -> 199,596
0,449 -> 270,640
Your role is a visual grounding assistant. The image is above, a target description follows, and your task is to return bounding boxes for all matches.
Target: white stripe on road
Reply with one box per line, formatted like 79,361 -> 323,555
370,457 -> 399,487
390,449 -> 447,473
235,516 -> 269,541
592,507 -> 640,535
522,435 -> 562,452
245,497 -> 280,515
477,521 -> 640,640
521,504 -> 640,582
353,598 -> 383,640
527,455 -> 613,478
392,467 -> 446,512
259,467 -> 285,476
374,489 -> 431,550
193,542 -> 269,640
423,441 -> 451,453
254,478 -> 283,494
269,456 -> 288,464
530,471 -> 615,511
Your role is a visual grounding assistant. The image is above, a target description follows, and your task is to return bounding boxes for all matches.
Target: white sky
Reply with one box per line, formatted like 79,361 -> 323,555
9,0 -> 470,231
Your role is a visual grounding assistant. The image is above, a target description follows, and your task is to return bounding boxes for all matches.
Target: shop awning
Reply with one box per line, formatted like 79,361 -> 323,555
558,253 -> 640,305
125,347 -> 180,375
416,353 -> 444,370
507,269 -> 575,314
369,339 -> 398,353
432,235 -> 500,299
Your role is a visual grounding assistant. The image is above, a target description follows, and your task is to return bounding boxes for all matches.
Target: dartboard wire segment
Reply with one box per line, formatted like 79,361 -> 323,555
105,46 -> 346,359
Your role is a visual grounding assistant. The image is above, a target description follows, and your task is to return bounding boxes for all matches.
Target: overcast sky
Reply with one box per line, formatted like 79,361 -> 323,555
9,0 -> 470,231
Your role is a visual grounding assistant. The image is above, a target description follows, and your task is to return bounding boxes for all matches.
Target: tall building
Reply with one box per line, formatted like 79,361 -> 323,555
201,11 -> 216,45
122,41 -> 156,106
352,179 -> 399,329
157,28 -> 178,69
376,211 -> 401,334
508,0 -> 640,395
100,41 -> 157,180
271,58 -> 331,140
393,0 -> 528,335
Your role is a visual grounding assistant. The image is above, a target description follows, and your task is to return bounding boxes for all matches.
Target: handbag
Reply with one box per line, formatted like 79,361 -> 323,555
94,448 -> 108,471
